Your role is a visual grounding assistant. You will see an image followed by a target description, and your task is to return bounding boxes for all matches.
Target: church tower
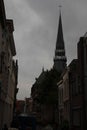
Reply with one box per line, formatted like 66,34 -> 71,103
53,9 -> 67,73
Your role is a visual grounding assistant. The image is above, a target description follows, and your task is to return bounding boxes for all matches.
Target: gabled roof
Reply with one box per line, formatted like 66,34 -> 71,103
68,59 -> 78,72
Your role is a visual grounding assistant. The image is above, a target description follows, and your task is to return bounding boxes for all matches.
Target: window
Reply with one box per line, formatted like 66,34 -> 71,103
63,79 -> 69,100
86,43 -> 87,63
72,77 -> 79,96
59,88 -> 63,105
0,81 -> 1,95
0,52 -> 5,73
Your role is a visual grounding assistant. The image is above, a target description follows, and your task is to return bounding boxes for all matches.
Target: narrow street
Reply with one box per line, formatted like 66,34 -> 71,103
0,0 -> 87,130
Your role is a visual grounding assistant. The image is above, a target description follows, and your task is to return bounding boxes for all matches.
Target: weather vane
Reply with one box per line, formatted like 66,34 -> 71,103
59,5 -> 62,13
59,5 -> 62,8
56,0 -> 62,13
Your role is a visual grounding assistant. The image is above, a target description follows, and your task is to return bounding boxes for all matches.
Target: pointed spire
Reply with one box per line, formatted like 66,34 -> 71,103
0,0 -> 6,28
56,8 -> 65,50
53,7 -> 67,73
42,66 -> 44,72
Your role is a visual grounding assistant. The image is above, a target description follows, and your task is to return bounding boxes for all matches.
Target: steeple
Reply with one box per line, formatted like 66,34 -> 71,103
53,9 -> 67,73
56,11 -> 64,50
0,0 -> 6,28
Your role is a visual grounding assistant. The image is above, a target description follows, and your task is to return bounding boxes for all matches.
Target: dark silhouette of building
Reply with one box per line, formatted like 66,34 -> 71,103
77,33 -> 87,130
0,0 -> 18,129
69,59 -> 83,130
53,10 -> 67,73
0,0 -> 6,28
31,9 -> 67,130
58,33 -> 87,130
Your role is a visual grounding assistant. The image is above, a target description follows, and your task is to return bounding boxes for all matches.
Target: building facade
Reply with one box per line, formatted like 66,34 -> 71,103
77,34 -> 87,129
58,68 -> 70,129
58,33 -> 87,129
58,80 -> 64,126
62,69 -> 70,124
0,0 -> 18,129
69,59 -> 83,130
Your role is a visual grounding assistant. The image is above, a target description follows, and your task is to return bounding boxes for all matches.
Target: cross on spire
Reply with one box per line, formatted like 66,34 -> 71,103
59,5 -> 62,9
56,0 -> 62,14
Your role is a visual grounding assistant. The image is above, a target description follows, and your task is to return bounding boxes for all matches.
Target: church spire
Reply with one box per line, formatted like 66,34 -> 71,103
0,0 -> 6,28
56,10 -> 64,50
53,8 -> 67,73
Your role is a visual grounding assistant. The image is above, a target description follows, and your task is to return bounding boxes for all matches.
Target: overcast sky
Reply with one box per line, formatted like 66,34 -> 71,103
4,0 -> 87,99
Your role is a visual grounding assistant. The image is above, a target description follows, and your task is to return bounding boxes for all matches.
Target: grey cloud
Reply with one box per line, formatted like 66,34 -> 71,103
4,0 -> 87,99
